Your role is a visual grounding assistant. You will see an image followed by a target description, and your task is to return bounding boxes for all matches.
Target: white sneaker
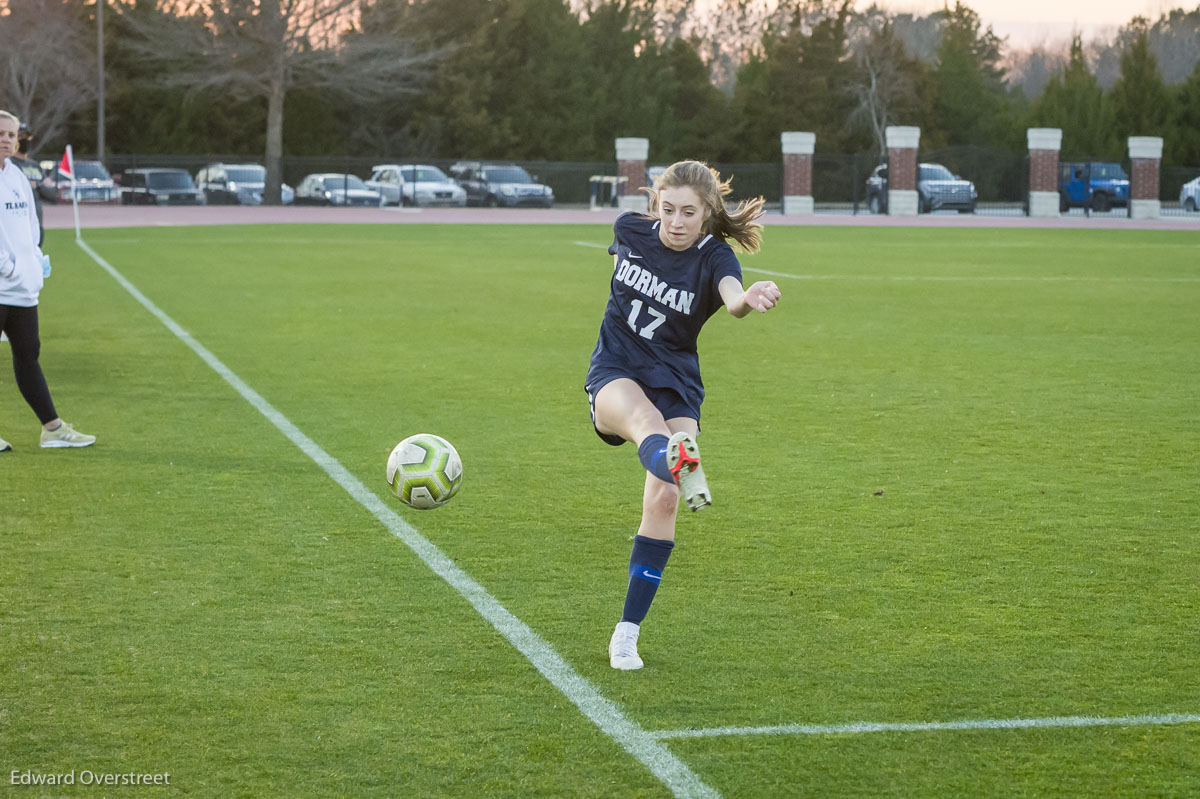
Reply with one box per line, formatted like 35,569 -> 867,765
39,421 -> 96,448
666,431 -> 710,511
0,435 -> 10,452
609,621 -> 644,670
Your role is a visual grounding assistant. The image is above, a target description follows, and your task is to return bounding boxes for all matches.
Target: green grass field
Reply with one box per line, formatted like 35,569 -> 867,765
3,222 -> 1199,797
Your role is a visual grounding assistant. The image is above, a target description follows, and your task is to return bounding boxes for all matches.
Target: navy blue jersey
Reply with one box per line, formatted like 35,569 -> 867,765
586,212 -> 742,412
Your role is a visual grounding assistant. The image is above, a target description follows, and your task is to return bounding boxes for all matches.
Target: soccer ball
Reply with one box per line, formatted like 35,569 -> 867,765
386,434 -> 463,509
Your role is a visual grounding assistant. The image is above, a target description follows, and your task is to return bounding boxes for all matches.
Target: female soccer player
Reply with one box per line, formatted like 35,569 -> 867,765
0,110 -> 96,452
585,160 -> 781,669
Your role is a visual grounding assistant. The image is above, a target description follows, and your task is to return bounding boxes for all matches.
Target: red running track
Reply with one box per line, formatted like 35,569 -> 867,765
42,203 -> 1200,231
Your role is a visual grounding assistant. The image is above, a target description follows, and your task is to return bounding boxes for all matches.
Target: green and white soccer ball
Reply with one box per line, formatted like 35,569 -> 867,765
386,433 -> 463,509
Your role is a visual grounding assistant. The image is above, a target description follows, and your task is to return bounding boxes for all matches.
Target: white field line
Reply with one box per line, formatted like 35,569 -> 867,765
650,712 -> 1200,741
741,268 -> 1200,283
575,234 -> 1200,746
76,238 -> 720,799
571,240 -> 1200,282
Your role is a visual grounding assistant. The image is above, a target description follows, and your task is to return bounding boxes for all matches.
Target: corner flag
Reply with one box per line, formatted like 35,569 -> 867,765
61,145 -> 81,240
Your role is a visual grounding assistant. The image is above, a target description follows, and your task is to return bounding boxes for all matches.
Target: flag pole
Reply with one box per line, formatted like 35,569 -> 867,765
67,145 -> 80,241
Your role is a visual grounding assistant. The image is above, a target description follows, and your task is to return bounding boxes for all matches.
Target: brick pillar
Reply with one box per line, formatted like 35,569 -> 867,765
615,137 -> 649,213
781,131 -> 815,215
1027,128 -> 1062,217
1128,136 -> 1163,220
885,126 -> 920,216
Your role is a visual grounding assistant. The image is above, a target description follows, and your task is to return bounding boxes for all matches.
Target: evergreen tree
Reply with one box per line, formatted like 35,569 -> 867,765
1109,22 -> 1171,146
412,0 -> 595,159
929,2 -> 1016,149
575,0 -> 669,161
733,0 -> 858,160
1028,36 -> 1117,160
730,50 -> 771,160
652,38 -> 732,161
1170,58 -> 1200,166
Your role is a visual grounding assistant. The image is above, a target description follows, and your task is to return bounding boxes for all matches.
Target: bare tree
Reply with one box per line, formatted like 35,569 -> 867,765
847,20 -> 918,161
1006,44 -> 1068,98
117,0 -> 442,202
0,0 -> 97,154
1089,9 -> 1200,89
660,0 -> 856,93
1147,8 -> 1200,84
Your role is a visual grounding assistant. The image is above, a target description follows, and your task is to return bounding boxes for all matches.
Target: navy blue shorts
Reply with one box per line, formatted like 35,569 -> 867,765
585,370 -> 699,447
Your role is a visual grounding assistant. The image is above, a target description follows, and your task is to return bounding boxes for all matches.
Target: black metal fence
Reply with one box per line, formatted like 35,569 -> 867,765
85,151 -> 1200,218
1162,165 -> 1200,215
812,153 -> 875,211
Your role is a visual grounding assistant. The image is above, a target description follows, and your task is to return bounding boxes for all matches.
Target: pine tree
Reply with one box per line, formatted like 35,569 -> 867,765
1109,23 -> 1172,146
733,0 -> 859,160
1170,59 -> 1200,165
1029,36 -> 1117,160
929,2 -> 1015,149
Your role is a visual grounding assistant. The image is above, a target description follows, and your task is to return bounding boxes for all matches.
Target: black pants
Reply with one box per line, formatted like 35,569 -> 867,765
0,304 -> 58,425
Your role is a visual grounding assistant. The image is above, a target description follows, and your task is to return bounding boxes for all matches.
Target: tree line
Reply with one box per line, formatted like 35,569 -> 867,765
4,0 -> 1199,175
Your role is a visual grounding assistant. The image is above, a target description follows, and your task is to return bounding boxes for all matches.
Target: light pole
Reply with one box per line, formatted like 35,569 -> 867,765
97,0 -> 105,161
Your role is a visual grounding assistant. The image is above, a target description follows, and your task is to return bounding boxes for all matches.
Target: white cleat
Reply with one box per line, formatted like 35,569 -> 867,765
609,621 -> 644,670
39,421 -> 96,449
0,435 -> 11,452
666,431 -> 710,511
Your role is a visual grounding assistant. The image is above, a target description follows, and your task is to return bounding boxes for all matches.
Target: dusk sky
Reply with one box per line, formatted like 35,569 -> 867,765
878,0 -> 1177,45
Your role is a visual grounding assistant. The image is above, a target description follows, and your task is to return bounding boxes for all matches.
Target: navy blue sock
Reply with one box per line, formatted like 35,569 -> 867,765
621,535 -> 675,624
637,434 -> 674,485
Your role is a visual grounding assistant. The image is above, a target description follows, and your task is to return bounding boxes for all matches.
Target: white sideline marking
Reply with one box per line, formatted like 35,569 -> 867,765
651,712 -> 1200,740
76,238 -> 720,799
742,268 -> 1200,283
571,241 -> 1200,282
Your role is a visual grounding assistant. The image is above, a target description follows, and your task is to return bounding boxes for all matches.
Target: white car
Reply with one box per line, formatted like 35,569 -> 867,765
367,164 -> 467,207
1179,176 -> 1200,213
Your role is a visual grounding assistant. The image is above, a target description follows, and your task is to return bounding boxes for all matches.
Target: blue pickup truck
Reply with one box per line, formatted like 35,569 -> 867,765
1058,162 -> 1130,212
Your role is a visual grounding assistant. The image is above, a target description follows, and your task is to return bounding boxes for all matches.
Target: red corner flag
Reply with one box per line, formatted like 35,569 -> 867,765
59,145 -> 74,178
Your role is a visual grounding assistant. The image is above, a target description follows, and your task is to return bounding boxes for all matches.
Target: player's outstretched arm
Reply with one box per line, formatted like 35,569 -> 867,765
719,276 -> 781,318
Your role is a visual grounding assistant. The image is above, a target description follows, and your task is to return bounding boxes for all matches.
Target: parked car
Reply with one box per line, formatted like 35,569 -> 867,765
117,168 -> 206,205
294,173 -> 383,207
196,163 -> 294,205
865,162 -> 977,214
449,162 -> 554,208
366,164 -> 467,207
1058,162 -> 1129,212
40,160 -> 119,204
1178,175 -> 1200,213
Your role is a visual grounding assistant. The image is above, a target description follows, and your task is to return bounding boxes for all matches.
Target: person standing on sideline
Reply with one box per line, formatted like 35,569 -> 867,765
0,110 -> 95,452
10,122 -> 44,247
585,160 -> 781,670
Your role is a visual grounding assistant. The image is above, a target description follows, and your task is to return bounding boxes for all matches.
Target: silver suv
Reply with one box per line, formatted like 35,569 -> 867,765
449,162 -> 554,208
866,162 -> 977,214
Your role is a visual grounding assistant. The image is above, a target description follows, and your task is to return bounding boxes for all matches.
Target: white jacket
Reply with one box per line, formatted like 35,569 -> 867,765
0,158 -> 45,307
